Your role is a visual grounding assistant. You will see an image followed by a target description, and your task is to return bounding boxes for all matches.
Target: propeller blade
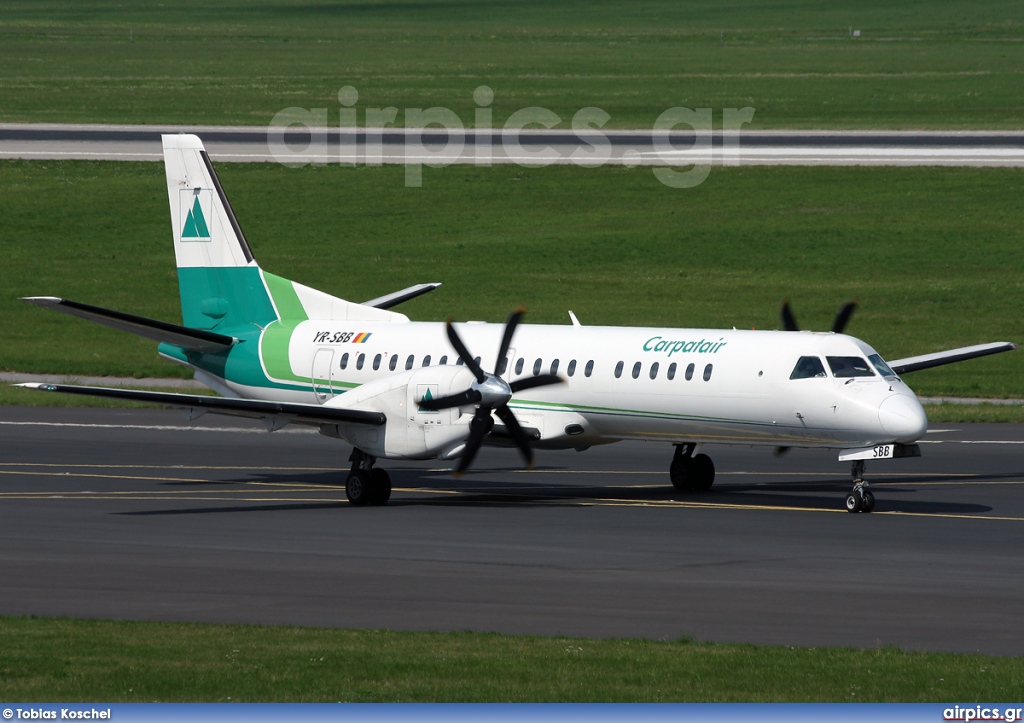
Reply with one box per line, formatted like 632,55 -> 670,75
495,307 -> 526,375
495,404 -> 534,469
418,388 -> 482,411
780,299 -> 799,332
831,300 -> 858,334
445,318 -> 487,383
454,407 -> 494,476
509,373 -> 564,393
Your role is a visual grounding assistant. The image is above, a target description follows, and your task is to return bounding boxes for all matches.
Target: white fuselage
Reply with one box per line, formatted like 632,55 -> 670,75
211,319 -> 928,454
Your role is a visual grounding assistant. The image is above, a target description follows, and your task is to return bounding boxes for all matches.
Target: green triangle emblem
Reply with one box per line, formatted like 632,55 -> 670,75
182,197 -> 210,239
418,388 -> 437,413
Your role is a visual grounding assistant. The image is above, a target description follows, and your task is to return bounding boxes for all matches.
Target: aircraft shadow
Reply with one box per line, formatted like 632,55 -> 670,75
118,466 -> 1003,516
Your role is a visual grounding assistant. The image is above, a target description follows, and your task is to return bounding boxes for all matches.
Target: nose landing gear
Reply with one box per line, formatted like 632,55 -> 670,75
845,460 -> 875,513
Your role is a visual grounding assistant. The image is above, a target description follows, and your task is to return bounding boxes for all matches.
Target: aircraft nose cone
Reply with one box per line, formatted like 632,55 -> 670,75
878,394 -> 928,442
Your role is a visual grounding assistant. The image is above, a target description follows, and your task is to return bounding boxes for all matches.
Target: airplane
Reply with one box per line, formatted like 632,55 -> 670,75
18,133 -> 1018,513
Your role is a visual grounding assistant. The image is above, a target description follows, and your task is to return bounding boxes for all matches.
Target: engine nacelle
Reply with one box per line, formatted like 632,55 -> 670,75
318,365 -> 478,459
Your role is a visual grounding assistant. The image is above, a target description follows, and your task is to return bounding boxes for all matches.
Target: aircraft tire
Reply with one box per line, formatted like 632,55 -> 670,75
346,470 -> 372,506
369,468 -> 392,506
669,457 -> 691,491
691,453 -> 715,491
861,490 -> 875,513
845,490 -> 862,513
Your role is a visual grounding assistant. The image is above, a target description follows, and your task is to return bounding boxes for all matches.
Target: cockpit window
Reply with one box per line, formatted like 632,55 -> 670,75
790,356 -> 827,380
827,356 -> 875,378
868,353 -> 898,379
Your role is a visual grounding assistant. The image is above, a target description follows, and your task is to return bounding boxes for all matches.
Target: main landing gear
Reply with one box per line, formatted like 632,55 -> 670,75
346,449 -> 392,506
845,460 -> 875,514
670,443 -> 715,492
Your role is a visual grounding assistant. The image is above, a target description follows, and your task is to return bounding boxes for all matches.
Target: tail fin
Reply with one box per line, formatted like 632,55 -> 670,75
162,134 -> 405,332
163,133 -> 257,270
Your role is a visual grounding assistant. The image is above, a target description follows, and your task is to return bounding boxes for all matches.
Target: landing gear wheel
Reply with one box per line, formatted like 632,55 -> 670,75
369,468 -> 392,506
346,469 -> 372,506
845,461 -> 875,513
690,453 -> 715,492
670,456 -> 691,491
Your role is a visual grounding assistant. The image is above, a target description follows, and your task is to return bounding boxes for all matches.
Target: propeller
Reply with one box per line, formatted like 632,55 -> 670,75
780,299 -> 858,334
418,308 -> 563,475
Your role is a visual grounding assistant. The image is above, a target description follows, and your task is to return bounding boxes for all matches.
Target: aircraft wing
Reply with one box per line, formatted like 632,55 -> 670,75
21,297 -> 236,353
888,341 -> 1018,375
16,383 -> 385,427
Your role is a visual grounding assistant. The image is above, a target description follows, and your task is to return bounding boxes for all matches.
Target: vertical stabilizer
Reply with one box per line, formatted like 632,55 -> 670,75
161,134 -> 408,332
163,134 -> 256,270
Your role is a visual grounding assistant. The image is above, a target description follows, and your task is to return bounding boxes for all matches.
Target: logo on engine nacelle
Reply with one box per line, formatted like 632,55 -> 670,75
416,385 -> 439,414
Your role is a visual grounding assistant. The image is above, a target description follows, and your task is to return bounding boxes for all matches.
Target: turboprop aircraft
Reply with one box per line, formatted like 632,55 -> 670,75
19,134 -> 1018,512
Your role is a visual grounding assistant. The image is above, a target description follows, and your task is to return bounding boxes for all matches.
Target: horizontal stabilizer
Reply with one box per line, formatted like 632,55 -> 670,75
889,341 -> 1018,375
21,297 -> 236,353
16,383 -> 386,427
362,283 -> 442,310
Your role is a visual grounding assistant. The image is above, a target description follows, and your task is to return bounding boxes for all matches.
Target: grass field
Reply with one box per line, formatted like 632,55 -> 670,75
1,160 -> 1021,399
1,617 -> 1022,702
1,0 -> 1024,128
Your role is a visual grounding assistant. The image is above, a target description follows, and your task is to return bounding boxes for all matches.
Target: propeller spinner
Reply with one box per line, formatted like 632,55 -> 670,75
418,308 -> 563,475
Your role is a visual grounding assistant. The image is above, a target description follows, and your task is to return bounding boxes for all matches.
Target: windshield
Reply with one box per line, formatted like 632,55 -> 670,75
790,356 -> 827,379
827,356 -> 875,378
868,353 -> 898,379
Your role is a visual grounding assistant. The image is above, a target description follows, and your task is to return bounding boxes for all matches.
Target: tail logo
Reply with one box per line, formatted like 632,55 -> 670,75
180,190 -> 212,241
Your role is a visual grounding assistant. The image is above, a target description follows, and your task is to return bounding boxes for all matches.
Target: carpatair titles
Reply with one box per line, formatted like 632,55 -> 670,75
643,336 -> 727,357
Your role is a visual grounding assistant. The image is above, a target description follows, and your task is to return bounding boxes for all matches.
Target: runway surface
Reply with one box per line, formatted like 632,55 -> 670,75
1,405 -> 1022,655
3,124 -> 1024,166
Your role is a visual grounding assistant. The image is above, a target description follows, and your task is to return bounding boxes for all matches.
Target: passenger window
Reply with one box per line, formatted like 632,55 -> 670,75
827,356 -> 875,378
406,355 -> 414,370
456,357 -> 464,366
650,362 -> 659,380
439,355 -> 448,365
550,359 -> 560,375
632,361 -> 641,379
474,356 -> 482,369
373,354 -> 382,371
389,355 -> 398,372
614,361 -> 624,379
515,357 -> 525,375
667,362 -> 676,380
497,357 -> 508,375
340,352 -> 349,370
356,353 -> 365,371
533,358 -> 542,376
567,360 -> 576,377
790,356 -> 827,380
703,364 -> 713,381
585,360 -> 594,377
422,355 -> 431,367
685,363 -> 694,381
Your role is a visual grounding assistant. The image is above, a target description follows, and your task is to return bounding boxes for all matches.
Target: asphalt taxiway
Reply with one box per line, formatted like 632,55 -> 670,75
1,406 -> 1022,655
